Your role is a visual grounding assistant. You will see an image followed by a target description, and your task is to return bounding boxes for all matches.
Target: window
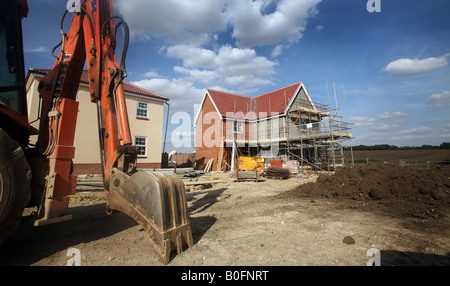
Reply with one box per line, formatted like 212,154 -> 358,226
0,1 -> 27,115
137,101 -> 148,118
233,120 -> 244,134
135,136 -> 147,157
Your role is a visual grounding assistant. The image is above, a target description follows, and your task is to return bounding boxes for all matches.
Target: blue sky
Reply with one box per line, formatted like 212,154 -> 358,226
22,0 -> 450,151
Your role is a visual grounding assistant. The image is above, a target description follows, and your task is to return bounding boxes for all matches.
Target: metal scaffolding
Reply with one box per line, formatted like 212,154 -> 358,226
221,80 -> 354,172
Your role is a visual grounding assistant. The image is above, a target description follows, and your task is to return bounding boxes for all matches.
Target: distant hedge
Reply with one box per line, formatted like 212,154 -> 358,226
343,142 -> 450,151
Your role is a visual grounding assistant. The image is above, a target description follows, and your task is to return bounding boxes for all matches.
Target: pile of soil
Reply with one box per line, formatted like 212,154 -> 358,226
265,167 -> 291,179
279,162 -> 450,220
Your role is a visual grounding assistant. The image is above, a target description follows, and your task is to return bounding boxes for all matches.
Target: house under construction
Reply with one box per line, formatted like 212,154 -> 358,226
194,81 -> 353,172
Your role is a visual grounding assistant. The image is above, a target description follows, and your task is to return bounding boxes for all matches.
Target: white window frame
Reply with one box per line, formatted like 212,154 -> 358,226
233,120 -> 244,134
135,136 -> 147,157
136,101 -> 148,119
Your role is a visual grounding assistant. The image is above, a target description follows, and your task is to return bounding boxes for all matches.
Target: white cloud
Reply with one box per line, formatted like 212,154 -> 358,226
271,45 -> 283,58
438,123 -> 450,139
399,127 -> 433,135
116,0 -> 321,48
166,44 -> 278,88
373,123 -> 399,130
376,111 -> 409,119
390,134 -> 428,141
115,0 -> 228,44
225,74 -> 274,87
131,78 -> 204,113
427,91 -> 450,107
351,115 -> 403,132
214,45 -> 277,77
144,70 -> 161,78
442,123 -> 450,133
350,117 -> 445,147
116,0 -> 321,120
166,45 -> 217,69
384,54 -> 450,76
227,0 -> 321,48
173,66 -> 218,85
349,111 -> 409,135
350,116 -> 376,128
132,43 -> 279,117
315,25 -> 324,32
25,46 -> 47,53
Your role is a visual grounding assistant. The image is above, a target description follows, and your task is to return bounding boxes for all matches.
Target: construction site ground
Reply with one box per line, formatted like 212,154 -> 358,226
0,162 -> 449,266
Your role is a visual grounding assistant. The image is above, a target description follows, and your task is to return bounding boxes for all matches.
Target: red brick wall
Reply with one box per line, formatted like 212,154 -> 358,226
73,162 -> 162,176
170,153 -> 193,168
196,95 -> 221,171
137,162 -> 162,170
196,94 -> 257,172
73,164 -> 102,176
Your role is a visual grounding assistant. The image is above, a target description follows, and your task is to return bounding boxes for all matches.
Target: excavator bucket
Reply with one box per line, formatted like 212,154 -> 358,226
106,168 -> 193,264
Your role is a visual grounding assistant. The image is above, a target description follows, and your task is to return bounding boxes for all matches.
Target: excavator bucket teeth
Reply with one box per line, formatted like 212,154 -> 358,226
107,168 -> 193,264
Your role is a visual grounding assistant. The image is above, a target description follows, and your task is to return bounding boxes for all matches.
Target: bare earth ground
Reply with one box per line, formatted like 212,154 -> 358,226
0,163 -> 449,266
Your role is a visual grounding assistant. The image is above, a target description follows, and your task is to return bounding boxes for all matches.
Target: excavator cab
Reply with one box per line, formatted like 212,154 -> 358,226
0,0 -> 27,117
0,0 -> 193,264
0,0 -> 34,247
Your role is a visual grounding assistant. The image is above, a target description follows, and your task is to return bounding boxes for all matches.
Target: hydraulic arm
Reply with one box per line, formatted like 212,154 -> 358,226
34,0 -> 193,263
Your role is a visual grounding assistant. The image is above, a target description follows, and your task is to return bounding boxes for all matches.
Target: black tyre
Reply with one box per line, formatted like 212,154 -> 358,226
0,129 -> 31,245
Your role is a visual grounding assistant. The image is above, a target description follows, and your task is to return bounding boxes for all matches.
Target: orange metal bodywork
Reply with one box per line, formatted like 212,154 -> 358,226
40,98 -> 79,219
29,1 -> 194,263
35,0 -> 135,222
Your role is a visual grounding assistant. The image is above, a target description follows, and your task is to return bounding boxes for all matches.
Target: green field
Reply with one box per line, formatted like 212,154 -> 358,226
343,149 -> 450,167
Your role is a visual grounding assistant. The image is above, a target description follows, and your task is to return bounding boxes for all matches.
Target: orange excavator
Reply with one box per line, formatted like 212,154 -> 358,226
0,0 -> 193,264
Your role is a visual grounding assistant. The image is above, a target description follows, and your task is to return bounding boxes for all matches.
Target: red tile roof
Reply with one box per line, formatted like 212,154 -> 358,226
207,82 -> 303,120
208,89 -> 252,120
28,69 -> 168,101
253,82 -> 301,118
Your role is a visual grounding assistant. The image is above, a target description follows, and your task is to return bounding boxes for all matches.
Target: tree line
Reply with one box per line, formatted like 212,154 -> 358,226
343,142 -> 450,151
